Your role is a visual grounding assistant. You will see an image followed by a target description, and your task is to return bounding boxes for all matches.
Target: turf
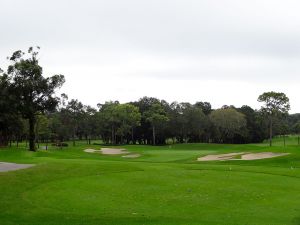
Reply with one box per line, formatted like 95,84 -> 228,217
1,136 -> 300,225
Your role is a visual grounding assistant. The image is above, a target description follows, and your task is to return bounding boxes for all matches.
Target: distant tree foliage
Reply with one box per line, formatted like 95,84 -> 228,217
144,103 -> 169,145
210,108 -> 247,143
258,91 -> 290,146
1,48 -> 298,148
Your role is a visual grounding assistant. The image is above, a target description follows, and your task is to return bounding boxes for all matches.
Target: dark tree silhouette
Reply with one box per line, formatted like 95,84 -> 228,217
6,47 -> 65,151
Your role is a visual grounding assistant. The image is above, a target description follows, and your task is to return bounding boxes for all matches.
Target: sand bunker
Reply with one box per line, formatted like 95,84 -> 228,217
240,152 -> 289,160
84,148 -> 141,158
84,149 -> 101,153
0,162 -> 34,172
84,148 -> 131,155
198,152 -> 290,161
197,152 -> 246,161
100,148 -> 129,155
122,154 -> 141,158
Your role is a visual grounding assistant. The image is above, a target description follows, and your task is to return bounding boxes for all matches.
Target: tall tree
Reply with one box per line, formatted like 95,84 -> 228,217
184,106 -> 207,142
82,106 -> 97,144
98,101 -> 120,144
115,104 -> 141,144
132,97 -> 161,144
0,72 -> 15,146
194,101 -> 212,115
144,103 -> 169,145
210,108 -> 247,143
5,47 -> 65,151
66,99 -> 84,146
237,105 -> 268,143
258,92 -> 290,147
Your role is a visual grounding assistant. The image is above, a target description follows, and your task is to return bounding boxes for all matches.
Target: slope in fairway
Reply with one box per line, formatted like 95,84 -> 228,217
1,141 -> 300,225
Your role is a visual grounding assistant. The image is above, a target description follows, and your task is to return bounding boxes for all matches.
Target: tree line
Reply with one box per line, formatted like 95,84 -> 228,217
0,47 -> 297,150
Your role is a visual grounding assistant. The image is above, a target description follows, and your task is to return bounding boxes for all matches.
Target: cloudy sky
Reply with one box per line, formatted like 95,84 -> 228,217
1,0 -> 300,112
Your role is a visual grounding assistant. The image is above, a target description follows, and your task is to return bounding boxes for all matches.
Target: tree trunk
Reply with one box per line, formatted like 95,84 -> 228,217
283,135 -> 286,147
35,118 -> 39,149
131,127 -> 134,144
152,125 -> 156,145
73,127 -> 76,146
111,126 -> 114,145
269,116 -> 273,147
29,116 -> 36,151
298,136 -> 300,146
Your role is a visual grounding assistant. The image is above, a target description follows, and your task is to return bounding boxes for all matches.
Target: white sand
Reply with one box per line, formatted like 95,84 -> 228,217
122,154 -> 141,158
84,148 -> 129,155
84,148 -> 142,158
100,148 -> 129,155
0,162 -> 34,172
240,152 -> 289,160
197,152 -> 246,161
84,149 -> 101,153
198,152 -> 289,161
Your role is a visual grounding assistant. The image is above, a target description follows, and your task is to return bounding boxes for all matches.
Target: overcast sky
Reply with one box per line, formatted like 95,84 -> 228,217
1,0 -> 300,112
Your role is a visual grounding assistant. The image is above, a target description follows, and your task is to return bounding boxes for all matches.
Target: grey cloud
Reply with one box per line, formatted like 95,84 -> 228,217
1,0 -> 300,111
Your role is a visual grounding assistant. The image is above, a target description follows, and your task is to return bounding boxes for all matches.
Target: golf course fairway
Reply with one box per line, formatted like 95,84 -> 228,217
1,137 -> 300,225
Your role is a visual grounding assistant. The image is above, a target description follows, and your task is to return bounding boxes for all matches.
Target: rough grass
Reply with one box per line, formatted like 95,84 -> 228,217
0,137 -> 300,225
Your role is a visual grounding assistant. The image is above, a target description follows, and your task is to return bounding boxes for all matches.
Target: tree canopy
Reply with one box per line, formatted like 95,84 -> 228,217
0,48 -> 297,148
258,91 -> 290,146
2,47 -> 65,150
210,108 -> 247,143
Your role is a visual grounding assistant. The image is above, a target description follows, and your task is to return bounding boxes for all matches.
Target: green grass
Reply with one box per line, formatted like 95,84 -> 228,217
1,138 -> 300,225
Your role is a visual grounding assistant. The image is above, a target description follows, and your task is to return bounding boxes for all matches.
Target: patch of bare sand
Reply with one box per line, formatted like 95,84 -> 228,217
84,148 -> 129,155
100,148 -> 129,155
122,154 -> 141,158
241,152 -> 289,160
198,152 -> 290,161
84,149 -> 101,153
197,152 -> 246,161
0,162 -> 34,172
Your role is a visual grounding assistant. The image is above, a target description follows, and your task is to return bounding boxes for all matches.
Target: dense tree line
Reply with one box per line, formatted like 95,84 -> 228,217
2,92 -> 295,147
0,48 -> 297,150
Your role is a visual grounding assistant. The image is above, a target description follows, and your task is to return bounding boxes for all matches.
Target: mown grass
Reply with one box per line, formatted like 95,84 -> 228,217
1,137 -> 300,225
